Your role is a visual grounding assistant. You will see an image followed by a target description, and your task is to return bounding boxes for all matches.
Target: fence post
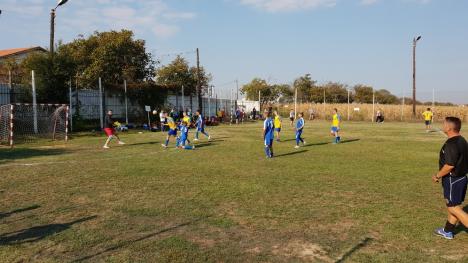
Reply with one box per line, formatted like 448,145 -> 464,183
124,80 -> 128,124
99,77 -> 103,129
31,70 -> 38,134
347,89 -> 350,121
9,104 -> 14,148
372,89 -> 375,122
65,106 -> 69,142
69,78 -> 73,132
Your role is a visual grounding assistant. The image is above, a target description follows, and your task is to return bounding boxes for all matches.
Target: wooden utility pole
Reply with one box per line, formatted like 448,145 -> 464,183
412,36 -> 421,117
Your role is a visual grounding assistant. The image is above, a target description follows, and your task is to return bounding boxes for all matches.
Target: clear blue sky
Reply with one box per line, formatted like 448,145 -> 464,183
1,0 -> 467,103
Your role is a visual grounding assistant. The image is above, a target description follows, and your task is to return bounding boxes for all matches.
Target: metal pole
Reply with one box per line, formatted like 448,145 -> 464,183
235,79 -> 239,110
258,90 -> 261,112
99,77 -> 103,129
69,78 -> 73,132
50,9 -> 55,53
372,89 -> 375,122
294,86 -> 298,119
208,86 -> 212,118
181,84 -> 185,111
31,70 -> 38,134
8,70 -> 12,103
432,88 -> 435,108
347,89 -> 350,121
401,91 -> 405,121
412,39 -> 417,117
124,80 -> 128,124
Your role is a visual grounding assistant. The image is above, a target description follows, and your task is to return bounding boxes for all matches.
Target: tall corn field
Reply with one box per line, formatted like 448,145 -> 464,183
272,103 -> 468,122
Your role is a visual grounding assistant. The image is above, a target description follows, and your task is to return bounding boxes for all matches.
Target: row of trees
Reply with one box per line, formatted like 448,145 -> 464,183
0,30 -> 211,108
241,74 -> 454,107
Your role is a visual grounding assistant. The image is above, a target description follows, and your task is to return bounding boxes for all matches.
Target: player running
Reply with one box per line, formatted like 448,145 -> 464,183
422,108 -> 434,131
331,108 -> 342,144
177,121 -> 195,150
103,110 -> 125,149
263,110 -> 274,158
161,111 -> 178,148
194,110 -> 211,141
273,111 -> 282,142
295,112 -> 306,149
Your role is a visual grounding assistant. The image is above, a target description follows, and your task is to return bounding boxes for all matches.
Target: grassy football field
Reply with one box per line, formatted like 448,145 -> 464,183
0,121 -> 467,262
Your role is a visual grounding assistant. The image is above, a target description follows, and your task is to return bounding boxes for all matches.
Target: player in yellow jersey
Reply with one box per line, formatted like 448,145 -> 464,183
422,108 -> 434,131
161,111 -> 178,148
331,108 -> 342,144
273,111 -> 282,142
182,111 -> 192,144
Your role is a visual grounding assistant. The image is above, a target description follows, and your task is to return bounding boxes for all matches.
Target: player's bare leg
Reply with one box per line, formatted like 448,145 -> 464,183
448,206 -> 468,227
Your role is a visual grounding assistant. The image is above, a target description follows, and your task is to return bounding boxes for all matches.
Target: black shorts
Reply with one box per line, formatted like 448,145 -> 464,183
442,176 -> 468,207
290,117 -> 294,121
425,120 -> 431,125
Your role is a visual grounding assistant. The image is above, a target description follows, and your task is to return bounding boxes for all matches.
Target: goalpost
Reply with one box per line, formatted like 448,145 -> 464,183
0,104 -> 69,147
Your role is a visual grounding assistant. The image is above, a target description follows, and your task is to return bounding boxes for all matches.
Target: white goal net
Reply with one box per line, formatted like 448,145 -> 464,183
0,104 -> 69,147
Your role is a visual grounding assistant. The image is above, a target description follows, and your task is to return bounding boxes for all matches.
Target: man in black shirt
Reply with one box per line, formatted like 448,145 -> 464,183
103,110 -> 125,149
433,117 -> 468,239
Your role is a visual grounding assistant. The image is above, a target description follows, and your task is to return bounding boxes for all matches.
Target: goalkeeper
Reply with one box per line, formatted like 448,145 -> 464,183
103,110 -> 125,149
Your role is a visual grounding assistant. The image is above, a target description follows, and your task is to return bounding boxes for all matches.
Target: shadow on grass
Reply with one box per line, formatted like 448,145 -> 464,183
339,139 -> 361,144
0,148 -> 69,164
73,216 -> 208,262
303,142 -> 330,147
335,237 -> 373,263
194,143 -> 217,149
454,205 -> 468,235
125,141 -> 160,147
274,150 -> 308,158
0,215 -> 97,246
0,205 -> 40,220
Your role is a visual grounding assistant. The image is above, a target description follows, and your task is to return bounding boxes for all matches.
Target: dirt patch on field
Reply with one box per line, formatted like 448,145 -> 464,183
272,240 -> 334,262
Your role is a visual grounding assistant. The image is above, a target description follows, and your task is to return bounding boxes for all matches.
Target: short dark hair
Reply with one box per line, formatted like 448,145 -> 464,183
427,108 -> 431,111
445,117 -> 462,132
196,109 -> 201,113
334,108 -> 338,112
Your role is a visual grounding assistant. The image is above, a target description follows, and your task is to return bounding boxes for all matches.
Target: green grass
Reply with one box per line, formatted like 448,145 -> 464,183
1,121 -> 467,262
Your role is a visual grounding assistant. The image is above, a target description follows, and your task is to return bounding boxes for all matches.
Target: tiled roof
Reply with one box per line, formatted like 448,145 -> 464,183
0,47 -> 47,58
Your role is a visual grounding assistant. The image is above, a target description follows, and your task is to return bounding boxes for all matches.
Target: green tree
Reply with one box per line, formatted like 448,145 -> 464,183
353,84 -> 374,103
59,30 -> 155,89
322,82 -> 349,103
375,89 -> 398,104
241,78 -> 290,108
293,74 -> 316,102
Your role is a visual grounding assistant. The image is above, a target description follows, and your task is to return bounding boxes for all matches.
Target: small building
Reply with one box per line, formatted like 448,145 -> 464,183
0,46 -> 47,64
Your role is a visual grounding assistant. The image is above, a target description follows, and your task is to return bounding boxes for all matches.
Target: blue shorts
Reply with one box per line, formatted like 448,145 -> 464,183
331,126 -> 340,133
425,120 -> 432,125
442,176 -> 467,207
168,129 -> 177,136
275,128 -> 281,132
197,127 -> 205,132
264,138 -> 273,147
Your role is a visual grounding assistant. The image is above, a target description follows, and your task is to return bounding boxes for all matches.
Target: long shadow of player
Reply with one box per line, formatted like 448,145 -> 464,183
0,205 -> 40,220
274,150 -> 308,158
73,216 -> 208,262
339,139 -> 360,144
0,215 -> 97,246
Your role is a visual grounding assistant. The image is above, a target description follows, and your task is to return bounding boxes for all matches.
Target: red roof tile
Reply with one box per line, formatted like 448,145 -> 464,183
0,47 -> 47,58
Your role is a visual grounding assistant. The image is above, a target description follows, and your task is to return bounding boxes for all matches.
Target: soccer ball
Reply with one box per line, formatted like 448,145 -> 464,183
152,110 -> 157,115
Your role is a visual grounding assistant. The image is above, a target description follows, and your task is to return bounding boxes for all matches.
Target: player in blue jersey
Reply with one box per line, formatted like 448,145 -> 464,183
263,110 -> 275,158
194,109 -> 211,141
295,112 -> 306,149
177,121 -> 195,150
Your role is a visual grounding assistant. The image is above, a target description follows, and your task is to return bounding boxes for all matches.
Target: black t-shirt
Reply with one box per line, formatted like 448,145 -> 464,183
104,115 -> 114,129
439,135 -> 468,177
